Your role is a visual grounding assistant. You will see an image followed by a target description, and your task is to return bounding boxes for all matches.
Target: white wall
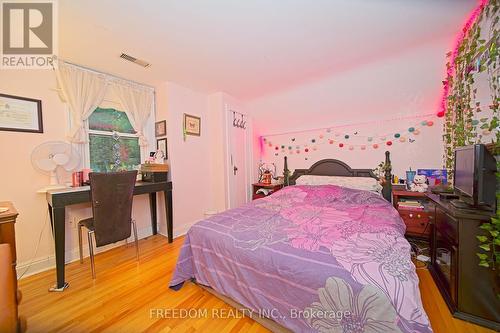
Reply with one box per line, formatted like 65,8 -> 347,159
247,38 -> 449,179
0,70 -> 157,277
207,92 -> 229,212
159,82 -> 212,235
157,83 -> 241,235
154,83 -> 257,244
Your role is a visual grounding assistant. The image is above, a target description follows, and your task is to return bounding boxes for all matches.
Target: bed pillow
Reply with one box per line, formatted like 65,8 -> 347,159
295,175 -> 383,193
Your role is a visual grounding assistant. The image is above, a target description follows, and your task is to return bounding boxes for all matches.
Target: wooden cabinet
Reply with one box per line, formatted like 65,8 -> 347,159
427,193 -> 499,331
252,183 -> 282,200
0,202 -> 22,333
0,202 -> 18,281
392,190 -> 432,239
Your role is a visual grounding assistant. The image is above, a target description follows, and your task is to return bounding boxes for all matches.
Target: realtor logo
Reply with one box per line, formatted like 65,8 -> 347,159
1,1 -> 57,68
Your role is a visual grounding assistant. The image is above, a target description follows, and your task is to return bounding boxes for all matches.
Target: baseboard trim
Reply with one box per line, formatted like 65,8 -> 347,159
172,223 -> 195,238
16,226 -> 153,279
17,220 -> 200,279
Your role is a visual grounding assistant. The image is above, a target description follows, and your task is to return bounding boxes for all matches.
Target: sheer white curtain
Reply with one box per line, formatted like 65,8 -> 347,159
55,61 -> 108,143
112,83 -> 154,148
55,60 -> 155,151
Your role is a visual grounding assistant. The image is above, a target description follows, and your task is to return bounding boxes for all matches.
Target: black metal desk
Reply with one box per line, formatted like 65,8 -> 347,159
45,181 -> 173,291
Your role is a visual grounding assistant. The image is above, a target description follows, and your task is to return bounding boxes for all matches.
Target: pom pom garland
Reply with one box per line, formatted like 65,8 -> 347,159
260,117 -> 435,154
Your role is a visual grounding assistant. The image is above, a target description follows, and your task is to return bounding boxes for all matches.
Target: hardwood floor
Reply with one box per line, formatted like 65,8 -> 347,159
18,235 -> 496,333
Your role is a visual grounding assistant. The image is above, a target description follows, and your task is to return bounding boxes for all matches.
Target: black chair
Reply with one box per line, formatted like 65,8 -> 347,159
78,170 -> 139,279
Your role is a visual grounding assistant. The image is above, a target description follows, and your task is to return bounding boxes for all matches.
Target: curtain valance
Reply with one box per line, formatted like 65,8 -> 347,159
54,60 -> 154,147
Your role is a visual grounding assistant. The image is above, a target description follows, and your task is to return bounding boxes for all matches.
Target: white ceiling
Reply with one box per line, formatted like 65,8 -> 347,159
59,0 -> 476,100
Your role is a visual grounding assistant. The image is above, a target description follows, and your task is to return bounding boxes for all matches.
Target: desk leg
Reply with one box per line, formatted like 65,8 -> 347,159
165,190 -> 173,243
149,193 -> 158,235
48,205 -> 69,292
47,204 -> 54,233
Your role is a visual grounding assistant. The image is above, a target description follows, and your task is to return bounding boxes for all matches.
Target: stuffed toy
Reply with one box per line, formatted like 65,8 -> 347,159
410,175 -> 428,193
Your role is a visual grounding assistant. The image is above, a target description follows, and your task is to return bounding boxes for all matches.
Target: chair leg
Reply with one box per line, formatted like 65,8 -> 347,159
78,224 -> 84,264
132,220 -> 139,261
88,230 -> 96,279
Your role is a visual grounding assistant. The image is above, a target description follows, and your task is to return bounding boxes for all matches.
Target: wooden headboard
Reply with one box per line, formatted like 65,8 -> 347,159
283,151 -> 393,201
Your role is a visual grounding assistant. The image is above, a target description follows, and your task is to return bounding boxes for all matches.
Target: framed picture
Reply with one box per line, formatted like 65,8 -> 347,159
155,120 -> 166,137
156,138 -> 168,160
0,93 -> 43,133
184,113 -> 201,136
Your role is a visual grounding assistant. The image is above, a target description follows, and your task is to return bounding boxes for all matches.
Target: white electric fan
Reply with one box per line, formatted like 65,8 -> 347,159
31,141 -> 80,192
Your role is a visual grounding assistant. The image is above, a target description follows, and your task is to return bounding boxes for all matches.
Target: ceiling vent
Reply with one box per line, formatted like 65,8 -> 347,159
119,53 -> 151,68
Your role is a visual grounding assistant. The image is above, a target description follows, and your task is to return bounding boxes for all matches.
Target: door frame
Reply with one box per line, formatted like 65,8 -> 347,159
224,103 -> 253,209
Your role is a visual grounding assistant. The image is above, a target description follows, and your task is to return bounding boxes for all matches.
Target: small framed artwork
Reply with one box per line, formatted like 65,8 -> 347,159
0,93 -> 43,133
155,120 -> 167,137
184,113 -> 201,136
157,138 -> 168,160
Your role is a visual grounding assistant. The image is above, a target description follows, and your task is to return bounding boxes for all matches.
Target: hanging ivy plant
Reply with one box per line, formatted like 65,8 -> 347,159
442,0 -> 499,295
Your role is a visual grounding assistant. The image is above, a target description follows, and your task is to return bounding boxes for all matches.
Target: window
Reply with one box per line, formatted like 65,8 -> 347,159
87,107 -> 141,172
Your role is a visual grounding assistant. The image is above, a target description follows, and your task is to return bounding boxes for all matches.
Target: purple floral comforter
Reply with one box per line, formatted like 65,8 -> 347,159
170,185 -> 432,332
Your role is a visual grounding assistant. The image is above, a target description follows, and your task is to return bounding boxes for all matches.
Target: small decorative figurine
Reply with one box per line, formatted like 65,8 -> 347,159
262,171 -> 272,184
153,149 -> 165,164
258,162 -> 276,183
410,175 -> 428,193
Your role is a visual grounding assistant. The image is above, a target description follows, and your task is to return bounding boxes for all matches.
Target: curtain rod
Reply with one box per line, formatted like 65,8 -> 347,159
52,56 -> 156,91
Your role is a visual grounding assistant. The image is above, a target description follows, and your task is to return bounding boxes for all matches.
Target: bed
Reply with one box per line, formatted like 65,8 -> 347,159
170,152 -> 432,332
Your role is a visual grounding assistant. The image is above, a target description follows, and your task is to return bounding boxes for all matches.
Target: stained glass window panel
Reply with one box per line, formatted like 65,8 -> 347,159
88,108 -> 136,134
89,134 -> 140,172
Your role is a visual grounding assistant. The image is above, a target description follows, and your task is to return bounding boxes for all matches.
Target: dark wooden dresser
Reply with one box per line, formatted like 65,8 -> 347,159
426,193 -> 499,331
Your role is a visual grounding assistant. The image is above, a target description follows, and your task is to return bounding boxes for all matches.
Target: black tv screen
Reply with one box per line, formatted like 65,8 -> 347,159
454,147 -> 475,197
453,144 -> 496,208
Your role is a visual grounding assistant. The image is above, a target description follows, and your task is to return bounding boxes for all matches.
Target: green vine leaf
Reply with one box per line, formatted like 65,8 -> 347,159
480,244 -> 491,251
481,223 -> 493,230
479,261 -> 491,268
477,235 -> 489,242
477,253 -> 489,260
442,1 -> 499,286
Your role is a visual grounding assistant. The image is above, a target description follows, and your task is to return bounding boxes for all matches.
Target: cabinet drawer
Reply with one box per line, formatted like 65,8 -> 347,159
406,222 -> 429,235
399,210 -> 430,222
399,210 -> 431,235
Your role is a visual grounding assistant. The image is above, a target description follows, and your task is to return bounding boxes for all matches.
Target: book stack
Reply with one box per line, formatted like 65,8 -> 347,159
398,199 -> 424,210
392,184 -> 407,191
141,163 -> 169,172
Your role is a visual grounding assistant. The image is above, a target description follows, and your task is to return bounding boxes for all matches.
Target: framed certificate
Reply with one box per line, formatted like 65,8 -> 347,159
0,93 -> 43,133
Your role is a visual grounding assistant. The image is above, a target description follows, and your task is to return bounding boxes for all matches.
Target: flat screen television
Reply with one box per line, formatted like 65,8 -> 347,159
453,144 -> 497,209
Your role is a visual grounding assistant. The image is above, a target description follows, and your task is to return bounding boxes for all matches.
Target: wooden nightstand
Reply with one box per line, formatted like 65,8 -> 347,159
252,183 -> 282,200
392,190 -> 432,239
